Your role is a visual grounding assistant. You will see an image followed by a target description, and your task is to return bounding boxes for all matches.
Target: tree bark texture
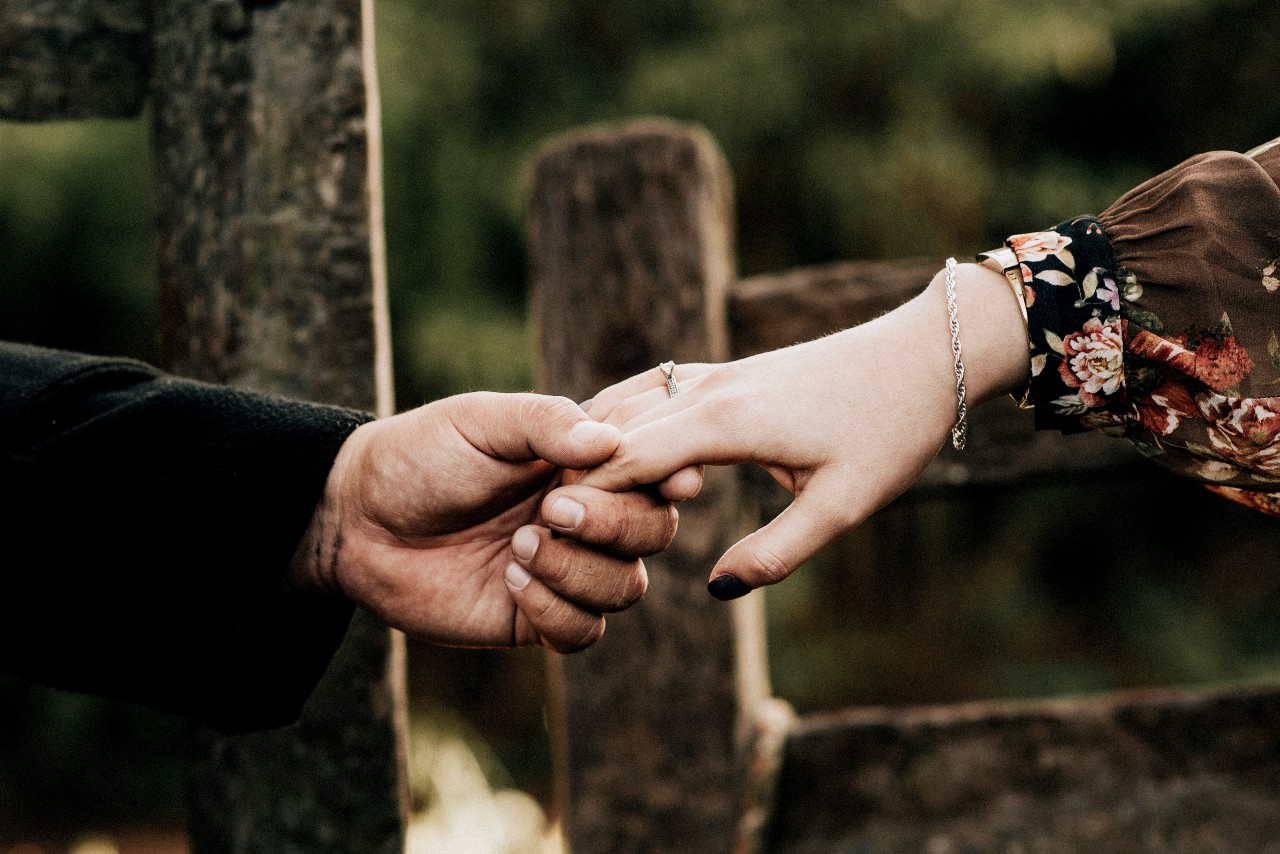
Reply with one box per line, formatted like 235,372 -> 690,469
148,0 -> 406,849
767,685 -> 1280,854
0,0 -> 146,120
531,119 -> 769,854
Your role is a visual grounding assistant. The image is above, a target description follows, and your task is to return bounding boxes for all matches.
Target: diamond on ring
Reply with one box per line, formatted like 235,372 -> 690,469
658,361 -> 679,397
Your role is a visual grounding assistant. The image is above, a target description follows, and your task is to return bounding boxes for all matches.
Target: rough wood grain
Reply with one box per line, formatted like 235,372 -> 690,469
531,119 -> 769,854
767,684 -> 1280,854
0,0 -> 147,119
148,0 -> 407,849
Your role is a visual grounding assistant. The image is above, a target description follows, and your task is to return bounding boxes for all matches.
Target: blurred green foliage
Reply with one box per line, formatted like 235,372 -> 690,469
5,0 -> 1280,841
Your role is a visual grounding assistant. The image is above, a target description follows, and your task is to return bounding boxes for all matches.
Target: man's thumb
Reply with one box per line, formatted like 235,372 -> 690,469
521,395 -> 622,469
463,392 -> 622,468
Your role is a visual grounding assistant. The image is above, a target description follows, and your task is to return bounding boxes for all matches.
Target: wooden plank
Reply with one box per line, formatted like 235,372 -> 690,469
731,261 -> 1143,508
531,118 -> 771,854
729,259 -> 942,360
767,684 -> 1280,854
148,0 -> 407,849
0,0 -> 147,119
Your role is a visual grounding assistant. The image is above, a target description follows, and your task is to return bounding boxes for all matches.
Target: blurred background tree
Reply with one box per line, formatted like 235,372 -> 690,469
5,0 -> 1280,846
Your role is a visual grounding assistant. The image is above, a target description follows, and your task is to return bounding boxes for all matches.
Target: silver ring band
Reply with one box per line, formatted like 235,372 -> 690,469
658,361 -> 679,397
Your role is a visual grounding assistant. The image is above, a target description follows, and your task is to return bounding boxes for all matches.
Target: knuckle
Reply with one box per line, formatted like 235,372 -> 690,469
621,561 -> 649,606
596,560 -> 648,613
635,502 -> 678,555
535,552 -> 572,586
549,614 -> 605,653
515,393 -> 546,423
607,494 -> 675,556
742,543 -> 791,586
608,437 -> 643,482
660,504 -> 679,549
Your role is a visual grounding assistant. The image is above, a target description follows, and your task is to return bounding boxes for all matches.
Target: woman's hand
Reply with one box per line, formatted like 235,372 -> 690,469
577,263 -> 1030,599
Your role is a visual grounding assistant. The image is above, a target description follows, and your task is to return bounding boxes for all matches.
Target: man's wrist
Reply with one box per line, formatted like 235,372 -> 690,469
285,421 -> 367,596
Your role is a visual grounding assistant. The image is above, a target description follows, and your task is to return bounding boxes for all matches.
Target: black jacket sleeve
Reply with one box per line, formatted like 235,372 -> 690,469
0,342 -> 373,732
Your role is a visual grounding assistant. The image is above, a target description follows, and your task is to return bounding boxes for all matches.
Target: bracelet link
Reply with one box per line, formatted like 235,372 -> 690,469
944,257 -> 968,450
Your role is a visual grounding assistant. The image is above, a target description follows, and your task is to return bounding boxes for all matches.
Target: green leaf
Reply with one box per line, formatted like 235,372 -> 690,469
1269,331 -> 1280,370
1043,329 -> 1065,355
1122,305 -> 1165,334
1131,440 -> 1166,459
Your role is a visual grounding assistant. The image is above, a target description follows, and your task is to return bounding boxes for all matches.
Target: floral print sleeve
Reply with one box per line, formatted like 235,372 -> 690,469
981,144 -> 1280,518
992,217 -> 1129,435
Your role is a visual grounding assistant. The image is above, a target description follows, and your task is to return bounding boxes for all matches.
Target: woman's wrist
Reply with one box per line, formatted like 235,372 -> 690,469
919,262 -> 1032,407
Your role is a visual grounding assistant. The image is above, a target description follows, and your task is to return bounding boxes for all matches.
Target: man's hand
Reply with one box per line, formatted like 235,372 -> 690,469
289,392 -> 678,652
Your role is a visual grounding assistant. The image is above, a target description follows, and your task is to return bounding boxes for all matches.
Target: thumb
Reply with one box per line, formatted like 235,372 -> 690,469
705,478 -> 853,601
458,392 -> 622,470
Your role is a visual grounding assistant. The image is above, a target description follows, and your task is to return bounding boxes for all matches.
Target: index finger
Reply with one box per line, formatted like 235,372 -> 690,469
541,483 -> 678,557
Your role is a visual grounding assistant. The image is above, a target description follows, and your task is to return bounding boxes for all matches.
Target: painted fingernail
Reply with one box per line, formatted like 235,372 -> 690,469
547,497 -> 585,530
504,561 -> 532,591
708,574 -> 752,601
512,527 -> 540,562
569,420 -> 618,445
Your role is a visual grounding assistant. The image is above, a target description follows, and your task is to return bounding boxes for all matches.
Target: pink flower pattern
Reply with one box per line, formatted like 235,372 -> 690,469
1059,318 -> 1124,407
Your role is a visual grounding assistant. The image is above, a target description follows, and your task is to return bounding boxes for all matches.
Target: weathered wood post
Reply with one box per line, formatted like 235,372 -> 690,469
0,0 -> 148,119
530,119 -> 776,854
0,0 -> 408,847
148,0 -> 408,849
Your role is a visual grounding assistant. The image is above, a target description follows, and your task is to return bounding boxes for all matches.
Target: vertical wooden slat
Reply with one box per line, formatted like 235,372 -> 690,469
148,0 -> 407,848
0,0 -> 147,120
530,118 -> 769,854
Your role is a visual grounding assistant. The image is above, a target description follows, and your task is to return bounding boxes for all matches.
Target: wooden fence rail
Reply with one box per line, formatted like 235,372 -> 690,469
530,118 -> 1280,854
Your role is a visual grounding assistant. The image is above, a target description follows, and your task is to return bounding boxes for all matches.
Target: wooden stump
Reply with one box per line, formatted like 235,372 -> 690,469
0,0 -> 147,120
530,119 -> 771,854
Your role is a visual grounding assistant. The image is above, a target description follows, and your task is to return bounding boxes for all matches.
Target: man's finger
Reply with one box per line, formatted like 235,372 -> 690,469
656,465 -> 704,502
511,525 -> 649,613
540,484 -> 678,557
505,561 -> 607,653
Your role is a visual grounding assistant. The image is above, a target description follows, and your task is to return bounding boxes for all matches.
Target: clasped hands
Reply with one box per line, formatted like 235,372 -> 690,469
288,264 -> 1031,654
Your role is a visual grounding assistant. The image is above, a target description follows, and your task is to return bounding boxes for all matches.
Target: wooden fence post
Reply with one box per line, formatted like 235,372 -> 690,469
149,0 -> 407,849
530,119 -> 772,854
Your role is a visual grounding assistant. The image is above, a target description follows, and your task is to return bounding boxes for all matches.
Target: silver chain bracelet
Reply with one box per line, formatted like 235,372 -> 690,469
944,257 -> 968,450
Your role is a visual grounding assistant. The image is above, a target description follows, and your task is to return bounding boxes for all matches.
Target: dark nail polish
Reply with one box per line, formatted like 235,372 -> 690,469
708,574 -> 752,601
